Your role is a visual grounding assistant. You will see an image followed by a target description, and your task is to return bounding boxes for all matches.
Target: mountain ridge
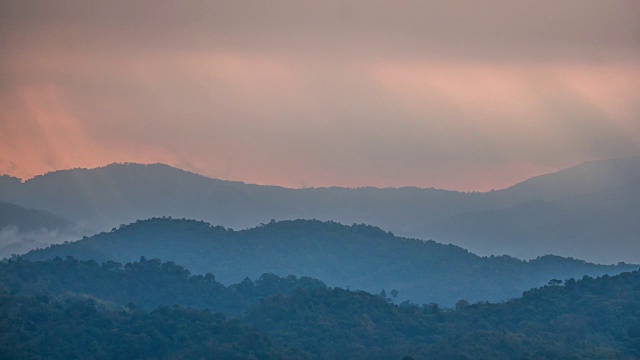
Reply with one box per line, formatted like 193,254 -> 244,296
23,217 -> 638,307
427,176 -> 640,263
491,156 -> 640,202
6,155 -> 640,192
2,156 -> 640,263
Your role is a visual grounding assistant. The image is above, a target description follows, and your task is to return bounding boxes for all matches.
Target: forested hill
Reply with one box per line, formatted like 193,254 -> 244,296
24,218 -> 637,306
0,257 -> 326,316
1,257 -> 639,359
3,157 -> 640,263
246,268 -> 640,359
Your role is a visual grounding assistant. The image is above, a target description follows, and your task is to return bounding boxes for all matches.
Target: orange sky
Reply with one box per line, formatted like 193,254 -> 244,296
1,1 -> 639,191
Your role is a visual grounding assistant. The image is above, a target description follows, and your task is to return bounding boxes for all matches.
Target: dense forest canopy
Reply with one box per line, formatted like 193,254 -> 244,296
1,257 -> 639,359
0,256 -> 325,316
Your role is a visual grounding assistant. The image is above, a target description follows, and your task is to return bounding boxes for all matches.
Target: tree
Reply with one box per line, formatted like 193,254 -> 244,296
455,299 -> 469,310
390,289 -> 399,299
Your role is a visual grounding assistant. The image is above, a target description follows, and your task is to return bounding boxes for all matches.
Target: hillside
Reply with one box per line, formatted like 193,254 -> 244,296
426,178 -> 640,263
489,156 -> 640,203
2,157 -> 640,263
0,202 -> 73,232
24,218 -> 637,307
0,202 -> 81,259
0,162 -> 486,235
246,268 -> 640,359
2,256 -> 639,359
0,294 -> 303,360
0,257 -> 326,316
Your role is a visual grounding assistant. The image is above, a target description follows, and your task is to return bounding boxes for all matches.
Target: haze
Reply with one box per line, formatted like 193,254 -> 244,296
1,0 -> 639,191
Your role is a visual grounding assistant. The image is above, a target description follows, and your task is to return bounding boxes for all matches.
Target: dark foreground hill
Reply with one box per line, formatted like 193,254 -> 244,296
2,156 -> 640,263
24,218 -> 637,306
246,269 -> 640,359
1,257 -> 639,359
0,294 -> 303,360
0,257 -> 326,316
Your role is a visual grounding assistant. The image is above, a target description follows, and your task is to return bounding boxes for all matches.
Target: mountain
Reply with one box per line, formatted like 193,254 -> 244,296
489,156 -> 640,203
0,256 -> 326,316
0,202 -> 82,259
3,256 -> 640,359
246,269 -> 640,359
426,178 -> 640,263
0,294 -> 303,359
0,162 -> 487,234
23,218 -> 637,307
0,201 -> 73,232
2,156 -> 640,263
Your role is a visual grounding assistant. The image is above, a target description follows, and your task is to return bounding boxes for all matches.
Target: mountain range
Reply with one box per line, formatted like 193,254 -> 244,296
3,255 -> 640,359
2,156 -> 640,263
23,218 -> 638,307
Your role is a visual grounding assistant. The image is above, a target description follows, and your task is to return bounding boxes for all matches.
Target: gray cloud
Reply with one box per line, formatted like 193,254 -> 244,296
2,1 -> 639,61
1,0 -> 639,190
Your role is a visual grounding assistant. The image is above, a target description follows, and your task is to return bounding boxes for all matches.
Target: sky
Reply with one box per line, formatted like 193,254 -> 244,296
1,1 -> 639,191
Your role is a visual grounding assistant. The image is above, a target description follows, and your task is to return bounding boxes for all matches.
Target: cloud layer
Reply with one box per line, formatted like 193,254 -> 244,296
1,0 -> 639,190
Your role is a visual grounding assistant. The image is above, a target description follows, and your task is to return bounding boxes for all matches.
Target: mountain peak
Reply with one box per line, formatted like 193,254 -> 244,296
495,155 -> 640,201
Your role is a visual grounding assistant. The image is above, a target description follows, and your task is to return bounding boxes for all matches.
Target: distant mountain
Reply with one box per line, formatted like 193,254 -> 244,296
2,156 -> 640,263
0,201 -> 73,232
0,202 -> 82,259
0,162 -> 487,234
0,202 -> 74,234
426,178 -> 640,263
23,218 -> 637,307
489,156 -> 640,203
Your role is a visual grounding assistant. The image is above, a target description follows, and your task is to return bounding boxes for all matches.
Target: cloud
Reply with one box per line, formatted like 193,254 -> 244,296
1,0 -> 639,190
0,225 -> 86,259
3,1 -> 638,61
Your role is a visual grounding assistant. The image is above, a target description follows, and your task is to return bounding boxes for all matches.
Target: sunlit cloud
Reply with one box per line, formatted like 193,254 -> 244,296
1,1 -> 638,190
